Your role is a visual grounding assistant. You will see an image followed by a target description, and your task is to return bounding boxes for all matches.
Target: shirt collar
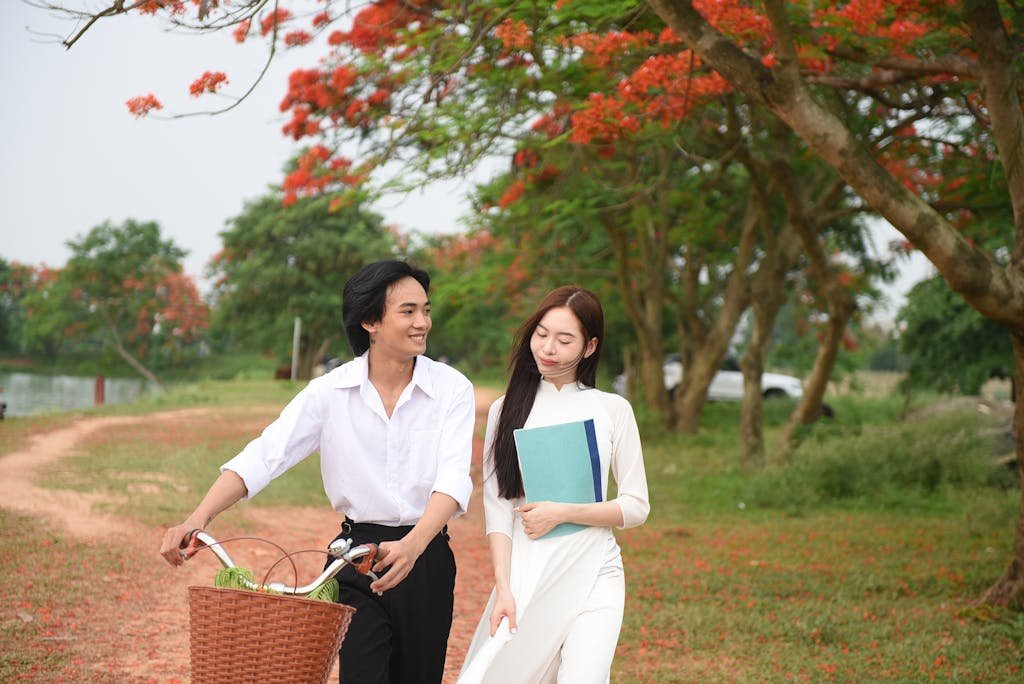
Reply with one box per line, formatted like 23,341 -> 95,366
332,354 -> 366,389
332,353 -> 436,398
410,355 -> 437,398
537,378 -> 584,395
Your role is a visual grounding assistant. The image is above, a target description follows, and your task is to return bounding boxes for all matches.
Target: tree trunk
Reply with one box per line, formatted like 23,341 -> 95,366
621,346 -> 635,398
106,326 -> 164,389
638,342 -> 669,417
606,219 -> 671,423
738,357 -> 765,471
739,218 -> 801,470
979,333 -> 1024,608
675,282 -> 754,433
297,346 -> 318,381
676,352 -> 720,434
775,292 -> 855,462
740,274 -> 792,468
673,192 -> 762,432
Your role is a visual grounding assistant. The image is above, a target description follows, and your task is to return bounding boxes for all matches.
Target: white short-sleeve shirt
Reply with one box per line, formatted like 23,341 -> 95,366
221,353 -> 475,525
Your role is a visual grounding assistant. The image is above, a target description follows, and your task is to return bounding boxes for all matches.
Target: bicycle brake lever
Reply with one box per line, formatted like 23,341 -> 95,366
180,529 -> 208,560
352,543 -> 379,579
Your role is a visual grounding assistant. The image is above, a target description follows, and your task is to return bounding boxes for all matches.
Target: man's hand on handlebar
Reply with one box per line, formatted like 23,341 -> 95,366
159,521 -> 202,567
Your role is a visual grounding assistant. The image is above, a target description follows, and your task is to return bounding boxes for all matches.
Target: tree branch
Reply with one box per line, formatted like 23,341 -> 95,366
647,0 -> 1020,325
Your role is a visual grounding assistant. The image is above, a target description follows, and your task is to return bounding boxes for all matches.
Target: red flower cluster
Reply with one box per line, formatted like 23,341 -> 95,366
158,271 -> 209,339
125,94 -> 163,118
188,71 -> 228,97
693,0 -> 772,43
513,148 -> 539,168
530,103 -> 573,139
281,68 -> 335,113
284,30 -> 313,47
282,145 -> 363,206
436,232 -> 497,263
497,180 -> 526,209
569,93 -> 637,144
493,158 -> 563,211
261,8 -> 292,36
136,1 -> 187,16
279,61 -> 396,139
568,30 -> 653,69
813,0 -> 940,53
328,65 -> 356,92
282,106 -> 320,140
328,0 -> 420,53
233,18 -> 250,43
495,18 -> 532,53
623,54 -> 730,125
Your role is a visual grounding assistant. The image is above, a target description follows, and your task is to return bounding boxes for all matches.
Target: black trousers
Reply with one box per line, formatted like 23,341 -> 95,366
326,521 -> 456,684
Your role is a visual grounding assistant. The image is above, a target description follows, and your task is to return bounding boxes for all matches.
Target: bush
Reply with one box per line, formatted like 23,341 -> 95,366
746,406 -> 1007,511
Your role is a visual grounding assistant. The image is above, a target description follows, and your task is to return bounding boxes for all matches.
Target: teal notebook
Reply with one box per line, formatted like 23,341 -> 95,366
513,419 -> 603,539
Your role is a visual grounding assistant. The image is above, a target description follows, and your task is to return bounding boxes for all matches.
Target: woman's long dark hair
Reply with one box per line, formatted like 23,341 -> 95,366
491,286 -> 605,499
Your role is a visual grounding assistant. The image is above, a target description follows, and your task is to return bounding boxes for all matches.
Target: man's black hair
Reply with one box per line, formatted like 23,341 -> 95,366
342,260 -> 431,355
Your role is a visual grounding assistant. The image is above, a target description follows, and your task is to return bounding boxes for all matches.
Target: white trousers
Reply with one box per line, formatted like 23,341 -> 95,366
556,562 -> 625,683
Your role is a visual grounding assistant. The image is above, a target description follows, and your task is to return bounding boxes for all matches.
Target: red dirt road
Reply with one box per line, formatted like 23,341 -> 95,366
0,389 -> 501,683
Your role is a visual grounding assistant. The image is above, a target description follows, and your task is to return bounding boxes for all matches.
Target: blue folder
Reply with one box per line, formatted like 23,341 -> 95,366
513,419 -> 603,539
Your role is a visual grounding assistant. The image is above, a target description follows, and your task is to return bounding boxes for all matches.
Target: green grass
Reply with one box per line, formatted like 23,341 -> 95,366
0,349 -> 281,383
2,375 -> 1023,681
612,395 -> 1023,682
618,512 -> 1024,682
29,409 -> 325,529
137,375 -> 303,409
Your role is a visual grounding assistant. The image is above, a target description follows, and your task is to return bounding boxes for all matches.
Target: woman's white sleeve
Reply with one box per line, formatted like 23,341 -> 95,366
610,397 -> 650,529
482,398 -> 517,538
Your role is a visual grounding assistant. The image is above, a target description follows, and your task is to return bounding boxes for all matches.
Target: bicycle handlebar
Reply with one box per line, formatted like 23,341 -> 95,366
182,530 -> 380,595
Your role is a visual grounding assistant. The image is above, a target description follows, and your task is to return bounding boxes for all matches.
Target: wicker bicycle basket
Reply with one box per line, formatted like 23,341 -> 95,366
188,585 -> 356,683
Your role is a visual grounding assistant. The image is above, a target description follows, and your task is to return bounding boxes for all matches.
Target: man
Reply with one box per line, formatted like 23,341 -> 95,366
160,260 -> 475,683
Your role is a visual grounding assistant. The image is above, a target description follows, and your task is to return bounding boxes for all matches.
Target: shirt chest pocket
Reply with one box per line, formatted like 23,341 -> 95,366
407,428 -> 441,487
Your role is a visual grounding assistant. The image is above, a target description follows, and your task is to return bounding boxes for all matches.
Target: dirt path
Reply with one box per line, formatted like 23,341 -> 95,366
0,389 -> 501,682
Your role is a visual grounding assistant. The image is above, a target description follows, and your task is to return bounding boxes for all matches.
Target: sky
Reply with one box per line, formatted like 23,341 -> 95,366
1,3 -> 486,284
1,2 -> 930,321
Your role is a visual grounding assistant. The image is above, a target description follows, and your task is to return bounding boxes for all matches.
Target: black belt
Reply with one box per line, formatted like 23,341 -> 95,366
340,519 -> 447,539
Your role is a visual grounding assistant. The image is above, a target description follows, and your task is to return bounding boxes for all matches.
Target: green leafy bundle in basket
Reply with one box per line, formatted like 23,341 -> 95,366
213,566 -> 340,602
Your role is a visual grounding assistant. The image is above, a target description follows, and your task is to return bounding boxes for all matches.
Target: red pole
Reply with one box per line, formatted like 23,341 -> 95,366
94,375 -> 105,406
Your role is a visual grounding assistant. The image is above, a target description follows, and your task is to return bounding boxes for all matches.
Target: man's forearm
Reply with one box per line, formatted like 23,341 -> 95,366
184,469 -> 248,529
405,492 -> 459,554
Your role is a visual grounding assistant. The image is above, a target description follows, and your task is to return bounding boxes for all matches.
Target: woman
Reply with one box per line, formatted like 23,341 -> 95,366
459,286 -> 650,683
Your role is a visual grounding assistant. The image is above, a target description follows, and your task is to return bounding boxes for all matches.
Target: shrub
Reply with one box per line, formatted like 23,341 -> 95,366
746,406 -> 1006,511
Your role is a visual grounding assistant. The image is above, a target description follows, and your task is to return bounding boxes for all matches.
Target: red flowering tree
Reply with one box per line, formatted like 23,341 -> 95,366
42,1 -> 886,437
21,220 -> 208,385
638,0 -> 1024,605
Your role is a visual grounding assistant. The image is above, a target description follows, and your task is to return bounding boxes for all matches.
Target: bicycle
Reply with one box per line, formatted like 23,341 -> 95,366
181,529 -> 379,683
182,529 -> 380,592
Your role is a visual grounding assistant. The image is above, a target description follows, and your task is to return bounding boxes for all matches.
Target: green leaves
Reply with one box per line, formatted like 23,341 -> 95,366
19,220 -> 206,380
209,190 -> 394,374
898,276 -> 1012,395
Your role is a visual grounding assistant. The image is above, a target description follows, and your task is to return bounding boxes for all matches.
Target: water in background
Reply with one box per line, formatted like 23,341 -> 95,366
0,372 -> 157,417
